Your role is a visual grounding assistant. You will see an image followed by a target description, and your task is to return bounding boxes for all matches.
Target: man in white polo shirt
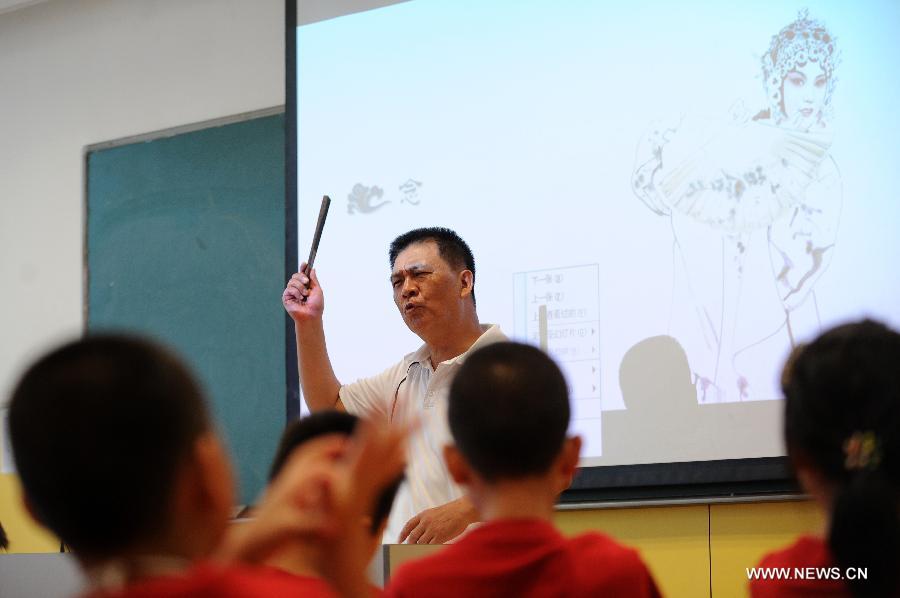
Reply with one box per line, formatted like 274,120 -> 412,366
282,227 -> 506,544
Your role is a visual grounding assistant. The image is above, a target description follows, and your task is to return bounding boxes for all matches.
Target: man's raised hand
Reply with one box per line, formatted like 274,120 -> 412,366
283,263 -> 325,322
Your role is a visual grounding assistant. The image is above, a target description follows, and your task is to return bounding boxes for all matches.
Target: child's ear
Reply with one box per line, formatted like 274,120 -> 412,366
443,444 -> 472,485
370,515 -> 389,540
791,451 -> 831,507
191,433 -> 236,519
555,436 -> 582,493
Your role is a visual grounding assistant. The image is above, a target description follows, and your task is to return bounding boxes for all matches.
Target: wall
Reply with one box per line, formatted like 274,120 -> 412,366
0,472 -> 58,552
0,0 -> 283,550
0,0 -> 283,407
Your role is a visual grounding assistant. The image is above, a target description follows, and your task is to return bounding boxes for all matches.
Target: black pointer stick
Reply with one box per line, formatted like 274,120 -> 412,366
301,195 -> 331,303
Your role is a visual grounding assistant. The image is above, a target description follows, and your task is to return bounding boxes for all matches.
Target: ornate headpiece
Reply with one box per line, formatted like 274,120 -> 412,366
843,431 -> 881,472
761,10 -> 840,124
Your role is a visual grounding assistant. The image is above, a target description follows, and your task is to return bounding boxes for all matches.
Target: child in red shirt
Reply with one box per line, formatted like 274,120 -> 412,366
7,334 -> 406,598
750,321 -> 900,598
264,410 -> 402,593
387,342 -> 661,598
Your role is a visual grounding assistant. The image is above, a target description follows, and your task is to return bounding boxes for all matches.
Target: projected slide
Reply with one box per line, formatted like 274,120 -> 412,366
514,265 -> 602,456
296,1 -> 900,467
632,11 -> 841,405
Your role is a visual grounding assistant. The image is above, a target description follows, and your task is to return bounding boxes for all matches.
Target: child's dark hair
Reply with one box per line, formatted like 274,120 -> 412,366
8,335 -> 210,558
782,320 -> 900,597
448,342 -> 570,482
269,410 -> 402,535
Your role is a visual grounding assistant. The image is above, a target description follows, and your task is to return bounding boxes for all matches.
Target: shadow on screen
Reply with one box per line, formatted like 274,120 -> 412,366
604,335 -> 783,464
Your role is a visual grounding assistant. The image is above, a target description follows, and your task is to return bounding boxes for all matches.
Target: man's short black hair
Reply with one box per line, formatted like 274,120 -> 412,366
269,410 -> 402,535
8,334 -> 210,558
448,342 -> 570,482
388,227 -> 476,305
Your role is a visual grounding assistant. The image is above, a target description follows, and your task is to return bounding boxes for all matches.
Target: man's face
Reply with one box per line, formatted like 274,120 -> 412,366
390,241 -> 464,337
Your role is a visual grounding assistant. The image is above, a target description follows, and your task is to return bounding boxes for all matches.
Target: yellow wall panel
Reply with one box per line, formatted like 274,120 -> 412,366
554,506 -> 710,598
0,473 -> 60,554
385,543 -> 445,577
710,500 -> 824,598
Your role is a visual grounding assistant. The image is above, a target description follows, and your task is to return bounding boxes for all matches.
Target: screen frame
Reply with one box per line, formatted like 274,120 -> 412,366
284,0 -> 799,504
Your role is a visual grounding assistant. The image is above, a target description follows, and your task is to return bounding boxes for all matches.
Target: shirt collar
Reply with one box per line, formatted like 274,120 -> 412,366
404,324 -> 505,368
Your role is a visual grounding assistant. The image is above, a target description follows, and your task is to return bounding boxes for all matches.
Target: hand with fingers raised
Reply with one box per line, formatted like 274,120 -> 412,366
283,262 -> 325,323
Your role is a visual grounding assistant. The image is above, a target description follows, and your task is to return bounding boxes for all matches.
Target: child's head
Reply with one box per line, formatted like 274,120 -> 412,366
782,320 -> 899,597
445,342 -> 579,491
269,410 -> 401,543
8,335 -> 234,563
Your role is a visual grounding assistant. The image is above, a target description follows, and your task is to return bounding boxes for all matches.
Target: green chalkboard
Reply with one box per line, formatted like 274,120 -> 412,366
86,112 -> 285,505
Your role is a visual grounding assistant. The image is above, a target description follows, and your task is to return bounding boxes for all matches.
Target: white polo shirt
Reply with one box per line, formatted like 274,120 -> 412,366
339,324 -> 506,543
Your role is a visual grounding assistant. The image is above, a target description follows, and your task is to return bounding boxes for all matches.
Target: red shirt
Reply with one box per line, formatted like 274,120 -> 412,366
386,518 -> 661,598
750,536 -> 849,597
81,562 -> 337,598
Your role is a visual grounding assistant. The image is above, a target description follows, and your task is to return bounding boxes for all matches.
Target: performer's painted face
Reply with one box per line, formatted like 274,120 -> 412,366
781,60 -> 828,129
390,240 -> 467,338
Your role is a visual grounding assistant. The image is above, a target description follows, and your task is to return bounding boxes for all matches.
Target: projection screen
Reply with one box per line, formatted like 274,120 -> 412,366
287,0 -> 900,498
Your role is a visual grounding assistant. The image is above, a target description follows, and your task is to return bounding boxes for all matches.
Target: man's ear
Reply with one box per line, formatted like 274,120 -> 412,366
443,444 -> 472,485
459,270 -> 474,300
